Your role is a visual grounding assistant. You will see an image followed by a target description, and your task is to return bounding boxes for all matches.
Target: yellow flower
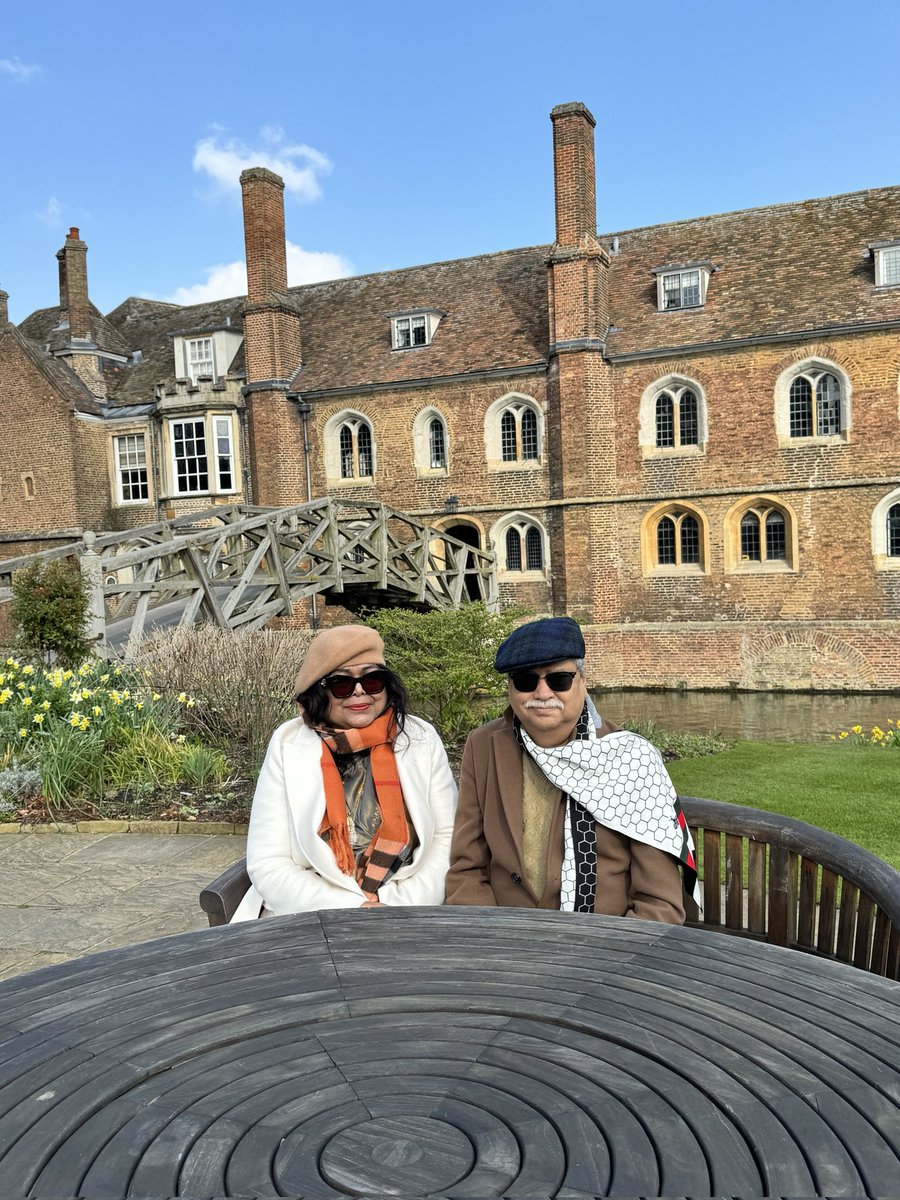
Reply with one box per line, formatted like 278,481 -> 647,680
78,663 -> 90,676
7,657 -> 19,667
18,728 -> 27,738
21,697 -> 33,708
113,666 -> 122,676
0,674 -> 5,686
62,670 -> 73,680
851,725 -> 862,735
135,701 -> 144,711
92,705 -> 102,716
838,731 -> 849,739
0,689 -> 10,705
177,692 -> 187,703
79,716 -> 90,730
100,673 -> 110,683
41,700 -> 51,710
121,690 -> 130,701
16,682 -> 25,691
186,698 -> 195,708
21,665 -> 34,676
152,693 -> 161,701
32,713 -> 44,725
81,689 -> 92,700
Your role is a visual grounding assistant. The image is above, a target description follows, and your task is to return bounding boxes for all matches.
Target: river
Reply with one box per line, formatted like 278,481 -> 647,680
590,688 -> 900,744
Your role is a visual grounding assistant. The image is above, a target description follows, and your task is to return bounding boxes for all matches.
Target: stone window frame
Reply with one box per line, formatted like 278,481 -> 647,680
651,262 -> 711,311
724,495 -> 798,574
111,430 -> 151,506
774,358 -> 852,447
639,374 -> 708,459
872,487 -> 900,570
323,409 -> 376,486
412,406 -> 450,477
484,393 -> 544,472
640,500 -> 709,577
163,412 -> 239,499
490,511 -> 548,578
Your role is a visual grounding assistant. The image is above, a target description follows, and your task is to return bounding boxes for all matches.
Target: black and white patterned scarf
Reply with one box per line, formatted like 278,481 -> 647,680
514,706 -> 699,912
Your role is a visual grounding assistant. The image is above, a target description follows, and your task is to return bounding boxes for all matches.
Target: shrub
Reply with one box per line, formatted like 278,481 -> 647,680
624,719 -> 731,761
10,560 -> 92,667
363,602 -> 528,750
132,625 -> 314,770
0,763 -> 42,805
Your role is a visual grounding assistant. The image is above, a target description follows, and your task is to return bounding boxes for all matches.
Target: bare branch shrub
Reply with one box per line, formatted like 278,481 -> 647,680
131,625 -> 314,771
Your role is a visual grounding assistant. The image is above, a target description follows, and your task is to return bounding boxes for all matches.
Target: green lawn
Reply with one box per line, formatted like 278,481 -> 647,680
667,742 -> 900,869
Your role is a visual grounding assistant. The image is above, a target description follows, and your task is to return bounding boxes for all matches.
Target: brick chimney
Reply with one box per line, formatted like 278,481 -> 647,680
240,167 -> 304,507
551,102 -> 597,247
240,168 -> 302,382
56,227 -> 92,340
0,289 -> 8,327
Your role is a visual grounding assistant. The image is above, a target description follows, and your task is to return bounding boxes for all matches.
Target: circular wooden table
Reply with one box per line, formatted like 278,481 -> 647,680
1,907 -> 899,1198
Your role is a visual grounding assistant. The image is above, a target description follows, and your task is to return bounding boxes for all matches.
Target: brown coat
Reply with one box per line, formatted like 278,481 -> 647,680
445,711 -> 686,924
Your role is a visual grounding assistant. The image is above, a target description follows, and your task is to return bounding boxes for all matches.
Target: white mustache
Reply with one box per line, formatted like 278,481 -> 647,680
524,698 -> 564,711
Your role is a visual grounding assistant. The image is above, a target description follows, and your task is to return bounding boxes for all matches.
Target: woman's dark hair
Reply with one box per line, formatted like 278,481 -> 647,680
297,665 -> 409,736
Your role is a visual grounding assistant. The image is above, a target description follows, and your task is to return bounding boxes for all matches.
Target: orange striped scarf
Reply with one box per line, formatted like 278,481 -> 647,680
316,709 -> 410,899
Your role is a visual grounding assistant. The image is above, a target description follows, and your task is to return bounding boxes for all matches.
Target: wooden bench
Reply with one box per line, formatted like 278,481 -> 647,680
201,795 -> 900,979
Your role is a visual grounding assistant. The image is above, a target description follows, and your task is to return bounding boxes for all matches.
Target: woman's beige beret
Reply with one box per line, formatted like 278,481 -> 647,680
294,626 -> 385,696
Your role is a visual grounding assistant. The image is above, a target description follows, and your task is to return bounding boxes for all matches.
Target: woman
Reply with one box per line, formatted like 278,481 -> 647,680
231,625 -> 457,919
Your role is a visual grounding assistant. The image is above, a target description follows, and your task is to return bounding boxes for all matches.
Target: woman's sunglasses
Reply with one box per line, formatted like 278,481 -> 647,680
509,670 -> 577,693
320,670 -> 389,699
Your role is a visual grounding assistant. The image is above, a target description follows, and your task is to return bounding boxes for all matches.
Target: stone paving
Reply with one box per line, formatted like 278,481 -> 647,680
0,828 -> 247,981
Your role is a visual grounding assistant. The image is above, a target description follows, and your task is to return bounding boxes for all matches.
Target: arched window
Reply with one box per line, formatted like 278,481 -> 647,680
889,504 -> 900,557
640,377 -> 707,455
777,360 -> 850,443
485,395 -> 543,468
728,498 -> 795,570
428,419 -> 446,469
325,411 -> 376,482
654,510 -> 701,567
493,513 -> 547,574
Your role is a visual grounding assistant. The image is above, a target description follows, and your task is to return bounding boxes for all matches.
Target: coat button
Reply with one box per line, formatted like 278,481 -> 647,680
511,873 -> 522,885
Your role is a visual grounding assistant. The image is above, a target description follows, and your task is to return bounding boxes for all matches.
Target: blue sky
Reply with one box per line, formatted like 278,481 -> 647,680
2,0 -> 899,324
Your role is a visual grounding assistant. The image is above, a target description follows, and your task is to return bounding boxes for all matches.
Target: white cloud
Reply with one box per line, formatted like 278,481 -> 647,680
161,240 -> 353,305
34,196 -> 63,228
193,126 -> 332,201
0,57 -> 40,83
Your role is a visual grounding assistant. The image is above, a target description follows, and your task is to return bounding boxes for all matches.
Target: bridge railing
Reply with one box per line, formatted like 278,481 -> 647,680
0,500 -> 497,656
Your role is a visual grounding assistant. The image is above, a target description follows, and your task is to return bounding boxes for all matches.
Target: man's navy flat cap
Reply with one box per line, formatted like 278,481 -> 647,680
494,616 -> 585,672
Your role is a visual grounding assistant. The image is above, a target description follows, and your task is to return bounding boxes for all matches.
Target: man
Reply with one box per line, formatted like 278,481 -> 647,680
445,616 -> 696,922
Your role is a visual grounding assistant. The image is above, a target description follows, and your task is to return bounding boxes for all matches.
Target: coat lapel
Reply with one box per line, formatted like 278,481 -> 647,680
491,718 -> 527,870
282,740 -> 363,894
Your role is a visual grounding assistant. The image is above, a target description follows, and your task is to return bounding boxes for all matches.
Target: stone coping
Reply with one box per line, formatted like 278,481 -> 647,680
0,818 -> 247,836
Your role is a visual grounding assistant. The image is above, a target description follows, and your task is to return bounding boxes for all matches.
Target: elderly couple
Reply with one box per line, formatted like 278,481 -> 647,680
232,616 -> 697,924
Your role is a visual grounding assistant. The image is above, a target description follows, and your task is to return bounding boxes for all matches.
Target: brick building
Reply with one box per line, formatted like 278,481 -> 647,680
2,102 -> 899,689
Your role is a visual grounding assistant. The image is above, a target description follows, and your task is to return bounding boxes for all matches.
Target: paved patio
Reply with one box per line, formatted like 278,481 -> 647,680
0,828 -> 246,981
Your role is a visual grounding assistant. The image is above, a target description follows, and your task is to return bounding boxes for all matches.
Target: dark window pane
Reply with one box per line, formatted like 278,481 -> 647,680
657,516 -> 676,564
173,420 -> 207,494
521,409 -> 539,460
741,513 -> 761,560
339,425 -> 354,478
679,391 -> 698,445
525,525 -> 543,570
790,377 -> 813,437
816,373 -> 842,435
412,316 -> 427,345
663,274 -> 682,308
888,504 -> 900,556
765,511 -> 786,560
505,527 -> 522,570
500,411 -> 517,461
429,419 -> 446,468
680,515 -> 700,564
656,394 -> 674,447
681,270 -> 700,306
357,424 -> 373,476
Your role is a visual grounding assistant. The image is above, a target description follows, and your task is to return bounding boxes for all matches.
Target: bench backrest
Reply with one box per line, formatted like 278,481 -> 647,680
680,796 -> 900,979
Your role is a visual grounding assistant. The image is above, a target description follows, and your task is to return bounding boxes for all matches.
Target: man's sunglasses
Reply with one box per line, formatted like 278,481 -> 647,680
320,670 -> 389,699
509,670 -> 578,693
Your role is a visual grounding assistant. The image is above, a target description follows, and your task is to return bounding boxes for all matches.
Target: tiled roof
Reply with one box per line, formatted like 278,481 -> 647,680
103,295 -> 246,405
285,246 -> 551,393
18,303 -> 131,358
602,186 -> 900,357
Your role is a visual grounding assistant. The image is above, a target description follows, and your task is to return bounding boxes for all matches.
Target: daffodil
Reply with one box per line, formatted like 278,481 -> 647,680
21,665 -> 34,676
177,692 -> 187,703
92,705 -> 102,717
18,728 -> 27,738
21,697 -> 33,708
32,713 -> 44,725
41,700 -> 50,711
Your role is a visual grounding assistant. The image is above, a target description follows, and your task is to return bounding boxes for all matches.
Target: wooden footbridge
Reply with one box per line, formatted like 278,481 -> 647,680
0,499 -> 497,658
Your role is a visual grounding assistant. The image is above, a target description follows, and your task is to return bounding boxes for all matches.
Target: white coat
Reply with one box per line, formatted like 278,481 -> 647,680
231,714 -> 457,920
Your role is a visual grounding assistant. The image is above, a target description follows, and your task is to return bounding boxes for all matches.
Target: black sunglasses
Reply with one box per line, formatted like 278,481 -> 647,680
509,670 -> 578,693
320,670 -> 389,699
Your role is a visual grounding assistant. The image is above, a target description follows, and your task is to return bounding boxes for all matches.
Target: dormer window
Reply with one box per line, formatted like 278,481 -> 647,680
652,262 -> 711,311
390,310 -> 442,350
186,337 -> 214,383
870,241 -> 900,288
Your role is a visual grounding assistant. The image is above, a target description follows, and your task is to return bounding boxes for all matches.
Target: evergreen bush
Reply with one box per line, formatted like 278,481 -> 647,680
10,560 -> 92,666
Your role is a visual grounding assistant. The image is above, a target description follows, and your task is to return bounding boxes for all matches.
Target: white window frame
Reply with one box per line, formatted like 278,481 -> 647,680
167,413 -> 238,497
652,263 -> 711,311
113,433 -> 150,505
872,487 -> 900,569
639,375 -> 707,457
323,410 -> 376,485
412,407 -> 450,476
774,358 -> 852,446
484,393 -> 544,471
491,512 -> 548,578
870,241 -> 900,288
185,337 -> 215,384
390,310 -> 442,350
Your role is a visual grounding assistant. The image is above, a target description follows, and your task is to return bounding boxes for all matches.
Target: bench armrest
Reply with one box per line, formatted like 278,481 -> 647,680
200,857 -> 251,926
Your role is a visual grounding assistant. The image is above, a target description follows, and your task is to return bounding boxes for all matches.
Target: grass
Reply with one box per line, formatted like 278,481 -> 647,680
667,741 -> 900,869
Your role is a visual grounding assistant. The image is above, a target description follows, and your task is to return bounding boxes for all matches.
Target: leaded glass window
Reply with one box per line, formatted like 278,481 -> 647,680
680,515 -> 700,564
339,425 -> 354,478
357,423 -> 373,477
740,513 -> 761,561
888,504 -> 900,556
765,511 -> 786,560
657,516 -> 676,564
505,528 -> 522,571
789,377 -> 813,437
655,394 -> 674,448
521,409 -> 538,460
500,411 -> 517,462
428,419 -> 446,469
525,525 -> 543,570
680,391 -> 699,445
816,373 -> 842,436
